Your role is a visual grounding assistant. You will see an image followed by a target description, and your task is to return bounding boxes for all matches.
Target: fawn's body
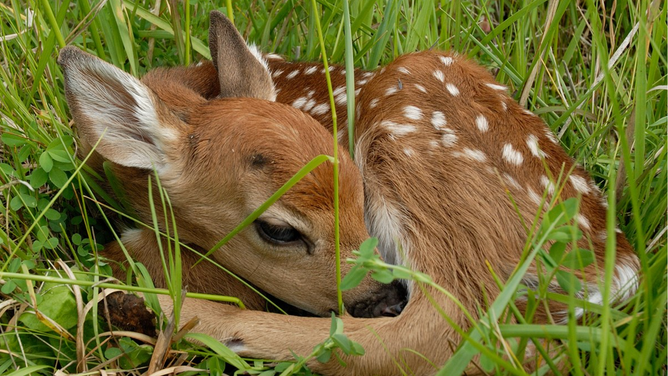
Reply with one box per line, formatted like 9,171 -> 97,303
60,11 -> 640,375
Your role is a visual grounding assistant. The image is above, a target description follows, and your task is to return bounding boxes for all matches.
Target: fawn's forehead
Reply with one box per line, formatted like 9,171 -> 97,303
185,99 -> 363,204
185,99 -> 335,162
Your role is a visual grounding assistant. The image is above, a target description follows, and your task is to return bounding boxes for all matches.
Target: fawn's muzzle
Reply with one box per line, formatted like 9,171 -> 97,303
348,280 -> 408,318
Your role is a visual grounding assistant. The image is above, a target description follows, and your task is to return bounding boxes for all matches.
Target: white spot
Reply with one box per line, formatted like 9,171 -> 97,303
333,86 -> 346,96
363,71 -> 374,78
265,53 -> 283,60
597,230 -> 608,241
403,148 -> 415,157
355,88 -> 361,96
415,84 -> 427,93
306,89 -> 315,97
567,261 -> 638,320
431,111 -> 446,130
540,175 -> 555,195
570,175 -> 591,194
591,183 -> 602,194
292,97 -> 307,109
446,83 -> 460,96
286,70 -> 299,79
616,227 -> 622,233
523,109 -> 535,116
454,148 -> 486,162
335,91 -> 348,105
526,134 -> 546,158
429,140 -> 439,149
381,120 -> 416,137
341,69 -> 346,75
397,67 -> 411,74
502,144 -> 524,165
579,285 -> 606,320
485,83 -> 507,91
333,87 -> 347,105
271,69 -> 283,78
577,214 -> 591,230
501,101 -> 507,111
545,129 -> 559,144
475,114 -> 489,132
613,263 -> 639,301
403,106 -> 423,120
302,98 -> 316,112
357,79 -> 368,86
385,86 -> 397,96
337,128 -> 347,144
311,103 -> 329,116
328,66 -> 336,72
439,56 -> 454,66
464,148 -> 486,162
547,259 -> 637,321
433,70 -> 445,82
441,129 -> 458,147
527,187 -> 542,205
585,289 -> 603,306
503,173 -> 521,190
369,98 -> 379,109
600,198 -> 609,208
304,66 -> 317,75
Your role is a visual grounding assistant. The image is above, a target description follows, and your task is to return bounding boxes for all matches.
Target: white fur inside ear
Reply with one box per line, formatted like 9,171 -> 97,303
247,44 -> 269,73
72,60 -> 159,132
66,58 -> 171,171
247,44 -> 277,101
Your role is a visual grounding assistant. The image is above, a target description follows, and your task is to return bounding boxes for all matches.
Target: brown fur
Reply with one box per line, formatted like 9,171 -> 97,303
155,14 -> 641,375
58,10 -> 640,375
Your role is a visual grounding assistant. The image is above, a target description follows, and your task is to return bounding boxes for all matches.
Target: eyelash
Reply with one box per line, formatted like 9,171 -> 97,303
255,219 -> 303,245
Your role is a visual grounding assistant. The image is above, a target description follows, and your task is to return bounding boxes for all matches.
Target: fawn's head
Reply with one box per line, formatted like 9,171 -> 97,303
57,14 -> 405,317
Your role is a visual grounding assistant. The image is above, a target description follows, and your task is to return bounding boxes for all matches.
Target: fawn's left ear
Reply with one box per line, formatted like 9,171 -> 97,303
208,10 -> 276,101
58,46 -> 180,172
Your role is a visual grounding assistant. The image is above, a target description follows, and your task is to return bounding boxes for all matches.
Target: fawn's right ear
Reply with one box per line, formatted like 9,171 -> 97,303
208,10 -> 276,101
58,47 -> 179,173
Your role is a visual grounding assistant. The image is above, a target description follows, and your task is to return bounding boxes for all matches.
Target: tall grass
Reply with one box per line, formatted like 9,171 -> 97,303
0,0 -> 665,375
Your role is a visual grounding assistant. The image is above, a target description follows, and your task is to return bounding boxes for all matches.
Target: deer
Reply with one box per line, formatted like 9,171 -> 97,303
58,10 -> 641,375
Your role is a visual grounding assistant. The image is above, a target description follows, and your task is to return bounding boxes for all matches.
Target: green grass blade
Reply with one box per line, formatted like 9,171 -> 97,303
342,0 -> 355,158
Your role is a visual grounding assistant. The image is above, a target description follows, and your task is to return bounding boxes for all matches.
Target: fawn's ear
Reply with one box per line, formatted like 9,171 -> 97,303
58,46 -> 178,172
208,10 -> 276,101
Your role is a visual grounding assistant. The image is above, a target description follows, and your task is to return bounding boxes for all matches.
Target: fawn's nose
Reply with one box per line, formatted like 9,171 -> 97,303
348,280 -> 408,318
380,301 -> 406,317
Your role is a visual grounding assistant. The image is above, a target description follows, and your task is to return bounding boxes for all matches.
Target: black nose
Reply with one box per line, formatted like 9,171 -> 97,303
348,280 -> 408,318
380,301 -> 406,317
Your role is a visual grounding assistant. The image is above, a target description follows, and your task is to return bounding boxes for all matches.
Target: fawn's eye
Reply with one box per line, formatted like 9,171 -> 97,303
255,219 -> 303,246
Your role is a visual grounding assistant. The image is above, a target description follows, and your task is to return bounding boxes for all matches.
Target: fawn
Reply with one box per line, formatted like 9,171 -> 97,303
59,10 -> 640,375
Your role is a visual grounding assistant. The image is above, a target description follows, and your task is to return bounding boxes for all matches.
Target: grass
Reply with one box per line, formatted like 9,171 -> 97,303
0,0 -> 666,374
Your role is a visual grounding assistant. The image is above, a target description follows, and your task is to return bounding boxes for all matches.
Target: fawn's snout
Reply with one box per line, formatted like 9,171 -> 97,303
348,280 -> 407,318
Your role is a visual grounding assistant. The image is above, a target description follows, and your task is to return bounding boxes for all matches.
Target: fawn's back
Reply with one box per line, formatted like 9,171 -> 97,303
264,49 -> 640,321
